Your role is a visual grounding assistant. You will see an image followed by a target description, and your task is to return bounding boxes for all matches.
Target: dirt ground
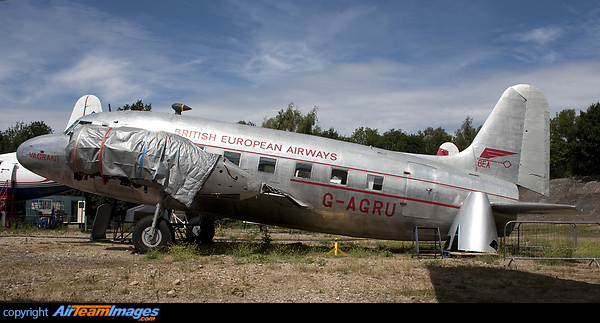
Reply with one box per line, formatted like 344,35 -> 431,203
1,227 -> 599,303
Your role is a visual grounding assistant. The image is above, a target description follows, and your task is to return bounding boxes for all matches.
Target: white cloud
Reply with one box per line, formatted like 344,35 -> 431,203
47,54 -> 148,100
514,27 -> 563,45
233,3 -> 376,82
243,40 -> 325,79
1,1 -> 599,141
186,58 -> 600,137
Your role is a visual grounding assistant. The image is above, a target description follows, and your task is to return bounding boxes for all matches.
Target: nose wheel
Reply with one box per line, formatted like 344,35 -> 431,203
133,215 -> 174,254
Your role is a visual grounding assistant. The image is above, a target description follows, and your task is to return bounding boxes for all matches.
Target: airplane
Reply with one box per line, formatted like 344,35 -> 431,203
15,84 -> 577,253
1,95 -> 103,207
0,152 -> 70,202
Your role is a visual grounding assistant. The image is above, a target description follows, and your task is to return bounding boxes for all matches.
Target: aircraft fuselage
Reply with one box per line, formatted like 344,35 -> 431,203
17,110 -> 519,241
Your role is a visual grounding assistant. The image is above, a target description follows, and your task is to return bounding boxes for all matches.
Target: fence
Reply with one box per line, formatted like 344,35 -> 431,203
502,221 -> 600,268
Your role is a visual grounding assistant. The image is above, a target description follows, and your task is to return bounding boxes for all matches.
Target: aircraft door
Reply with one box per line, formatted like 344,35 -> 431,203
403,162 -> 437,219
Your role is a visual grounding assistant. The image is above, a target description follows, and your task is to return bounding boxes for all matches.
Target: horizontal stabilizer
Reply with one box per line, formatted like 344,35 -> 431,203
491,202 -> 580,215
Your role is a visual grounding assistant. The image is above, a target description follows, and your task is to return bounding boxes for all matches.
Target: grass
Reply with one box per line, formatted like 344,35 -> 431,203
144,236 -> 412,265
502,222 -> 600,265
0,223 -> 72,235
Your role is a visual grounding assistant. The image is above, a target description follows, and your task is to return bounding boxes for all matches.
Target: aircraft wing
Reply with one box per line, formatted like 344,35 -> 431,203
491,202 -> 580,215
200,165 -> 312,208
259,184 -> 313,208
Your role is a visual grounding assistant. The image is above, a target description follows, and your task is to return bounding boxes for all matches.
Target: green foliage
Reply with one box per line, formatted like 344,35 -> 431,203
550,109 -> 577,178
0,121 -> 53,154
237,120 -> 256,126
348,127 -> 382,147
262,103 -> 319,135
550,102 -> 600,178
143,239 -> 403,265
117,99 -> 152,111
419,127 -> 454,155
453,116 -> 481,151
572,102 -> 600,176
259,102 -> 459,155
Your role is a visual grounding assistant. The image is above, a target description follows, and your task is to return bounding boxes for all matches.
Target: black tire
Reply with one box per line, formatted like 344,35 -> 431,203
133,216 -> 174,254
186,215 -> 215,244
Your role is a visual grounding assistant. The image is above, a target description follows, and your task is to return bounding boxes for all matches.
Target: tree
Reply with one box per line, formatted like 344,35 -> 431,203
0,121 -> 53,154
549,109 -> 577,178
317,127 -> 344,141
349,127 -> 382,147
419,127 -> 453,155
453,116 -> 481,151
379,129 -> 419,153
262,103 -> 320,135
118,99 -> 152,111
573,102 -> 600,176
237,120 -> 256,126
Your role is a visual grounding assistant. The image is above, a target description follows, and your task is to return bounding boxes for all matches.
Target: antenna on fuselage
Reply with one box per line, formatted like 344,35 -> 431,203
172,103 -> 192,115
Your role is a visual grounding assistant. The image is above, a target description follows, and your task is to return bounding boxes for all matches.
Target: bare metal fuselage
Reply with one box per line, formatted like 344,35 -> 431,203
19,111 -> 519,241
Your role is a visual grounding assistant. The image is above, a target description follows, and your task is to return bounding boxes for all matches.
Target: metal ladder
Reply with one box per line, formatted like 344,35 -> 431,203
411,227 -> 445,258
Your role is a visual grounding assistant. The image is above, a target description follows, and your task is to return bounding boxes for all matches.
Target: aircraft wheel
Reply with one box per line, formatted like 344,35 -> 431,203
133,216 -> 173,254
186,215 -> 215,244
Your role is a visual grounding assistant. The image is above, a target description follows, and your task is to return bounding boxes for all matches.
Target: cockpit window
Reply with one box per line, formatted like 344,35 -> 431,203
64,120 -> 92,135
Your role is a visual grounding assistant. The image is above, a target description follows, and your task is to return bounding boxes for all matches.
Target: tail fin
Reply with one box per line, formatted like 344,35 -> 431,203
65,95 -> 103,132
448,84 -> 550,196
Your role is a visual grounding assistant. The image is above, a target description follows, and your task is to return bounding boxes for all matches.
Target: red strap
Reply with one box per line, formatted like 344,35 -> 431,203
98,127 -> 113,181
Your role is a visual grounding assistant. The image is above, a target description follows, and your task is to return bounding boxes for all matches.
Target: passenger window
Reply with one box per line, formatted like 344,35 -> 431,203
330,168 -> 348,185
367,174 -> 384,191
294,162 -> 313,179
258,157 -> 277,174
224,151 -> 241,166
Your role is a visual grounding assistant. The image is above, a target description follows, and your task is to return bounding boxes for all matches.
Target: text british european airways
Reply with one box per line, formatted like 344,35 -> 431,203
175,128 -> 338,161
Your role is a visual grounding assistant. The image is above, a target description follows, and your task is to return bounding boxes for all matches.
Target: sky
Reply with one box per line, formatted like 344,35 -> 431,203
1,0 -> 599,137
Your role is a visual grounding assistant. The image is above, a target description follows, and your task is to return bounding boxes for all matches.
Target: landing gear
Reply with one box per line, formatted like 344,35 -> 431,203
132,216 -> 174,253
133,193 -> 173,254
185,214 -> 215,244
131,193 -> 216,253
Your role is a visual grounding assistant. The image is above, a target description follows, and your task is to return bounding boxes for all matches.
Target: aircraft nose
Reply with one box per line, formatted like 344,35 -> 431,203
17,133 -> 70,179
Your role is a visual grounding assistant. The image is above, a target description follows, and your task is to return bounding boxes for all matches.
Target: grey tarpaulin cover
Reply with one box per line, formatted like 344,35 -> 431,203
66,124 -> 220,207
